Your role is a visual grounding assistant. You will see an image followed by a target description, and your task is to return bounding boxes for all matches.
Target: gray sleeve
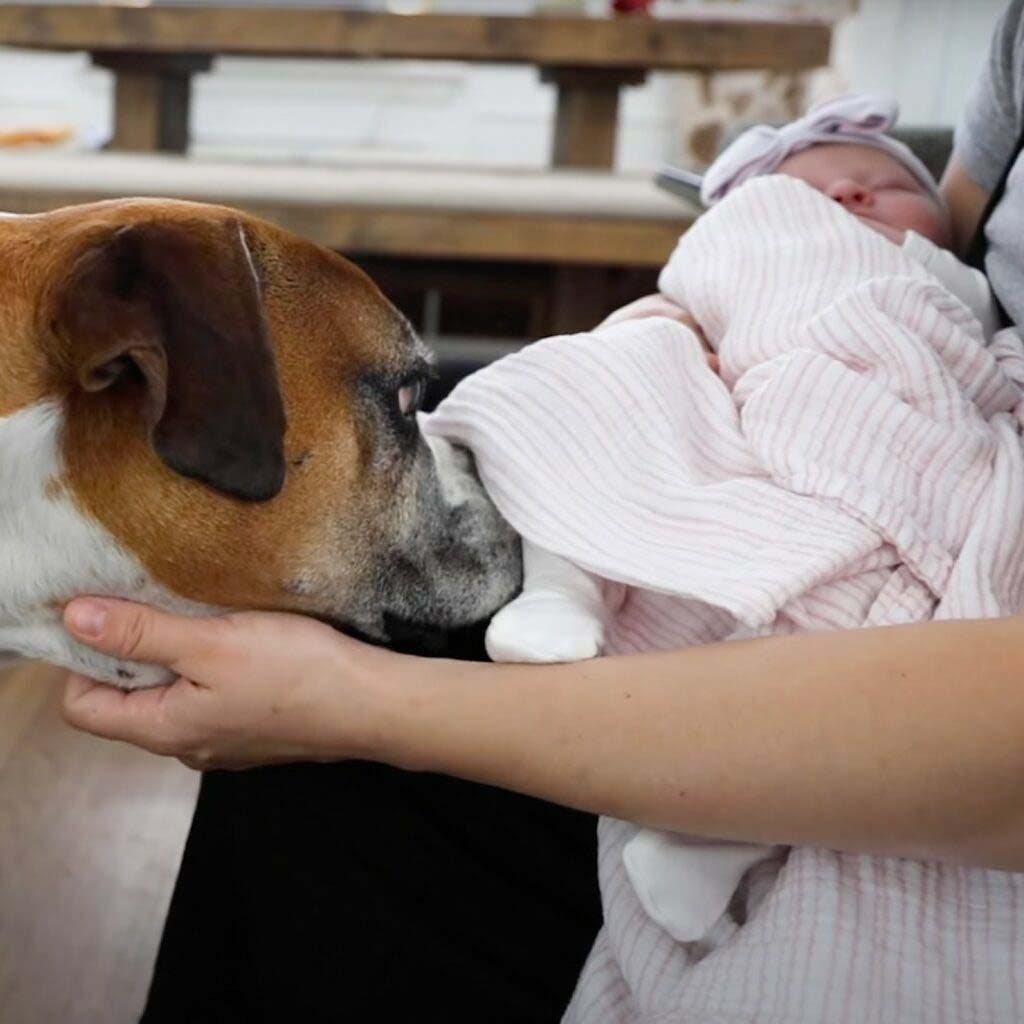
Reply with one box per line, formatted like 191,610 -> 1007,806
954,0 -> 1024,191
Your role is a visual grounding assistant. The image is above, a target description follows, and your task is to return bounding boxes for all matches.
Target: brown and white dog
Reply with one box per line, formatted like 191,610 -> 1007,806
0,199 -> 520,687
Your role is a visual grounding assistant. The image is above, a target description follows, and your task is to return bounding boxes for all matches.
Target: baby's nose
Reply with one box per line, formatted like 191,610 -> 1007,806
826,179 -> 872,207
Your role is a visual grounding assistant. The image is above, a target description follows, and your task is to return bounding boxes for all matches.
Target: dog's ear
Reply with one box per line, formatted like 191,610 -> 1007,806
52,218 -> 286,502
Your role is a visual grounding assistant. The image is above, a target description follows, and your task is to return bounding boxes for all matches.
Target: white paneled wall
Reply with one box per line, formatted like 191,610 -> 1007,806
0,0 -> 1013,170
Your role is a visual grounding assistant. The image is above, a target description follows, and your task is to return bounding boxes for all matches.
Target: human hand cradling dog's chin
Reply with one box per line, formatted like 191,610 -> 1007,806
60,598 -> 396,771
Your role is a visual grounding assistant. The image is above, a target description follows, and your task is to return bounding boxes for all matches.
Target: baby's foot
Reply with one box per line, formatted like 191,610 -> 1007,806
486,589 -> 605,663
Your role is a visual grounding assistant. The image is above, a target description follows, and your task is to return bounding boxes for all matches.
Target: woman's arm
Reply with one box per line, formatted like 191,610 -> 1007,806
940,0 -> 1023,257
62,600 -> 1024,871
940,155 -> 990,257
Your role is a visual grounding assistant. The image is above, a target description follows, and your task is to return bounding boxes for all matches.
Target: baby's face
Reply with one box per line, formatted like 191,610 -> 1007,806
775,143 -> 952,247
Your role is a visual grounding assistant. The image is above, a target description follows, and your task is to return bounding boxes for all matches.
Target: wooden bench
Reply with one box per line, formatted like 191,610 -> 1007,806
0,3 -> 834,168
0,4 -> 835,331
0,151 -> 698,331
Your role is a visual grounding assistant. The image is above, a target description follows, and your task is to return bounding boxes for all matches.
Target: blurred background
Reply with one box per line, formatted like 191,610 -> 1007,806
0,0 -> 1003,169
0,0 -> 1006,353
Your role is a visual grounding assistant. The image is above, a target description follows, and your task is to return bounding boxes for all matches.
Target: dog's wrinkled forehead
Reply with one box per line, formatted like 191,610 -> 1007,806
2,200 -> 429,411
248,216 -> 429,377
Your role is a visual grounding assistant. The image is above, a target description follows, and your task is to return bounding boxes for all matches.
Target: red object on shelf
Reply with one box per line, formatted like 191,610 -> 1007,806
612,0 -> 653,12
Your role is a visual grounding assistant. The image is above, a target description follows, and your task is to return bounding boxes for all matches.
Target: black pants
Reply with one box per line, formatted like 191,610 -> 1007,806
140,652 -> 601,1023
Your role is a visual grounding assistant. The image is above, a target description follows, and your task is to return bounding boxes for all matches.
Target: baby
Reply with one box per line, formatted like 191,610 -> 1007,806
605,93 -> 999,365
723,95 -> 1000,339
482,94 -> 1015,946
488,92 -> 1005,664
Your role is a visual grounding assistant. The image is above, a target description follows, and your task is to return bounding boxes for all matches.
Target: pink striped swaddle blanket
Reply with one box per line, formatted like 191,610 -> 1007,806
424,176 -> 1024,1022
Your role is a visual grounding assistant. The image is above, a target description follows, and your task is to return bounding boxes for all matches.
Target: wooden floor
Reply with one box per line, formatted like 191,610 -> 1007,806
0,662 -> 199,1024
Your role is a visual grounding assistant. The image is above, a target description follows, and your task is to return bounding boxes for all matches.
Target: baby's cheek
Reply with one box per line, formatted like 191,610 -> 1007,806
893,196 -> 949,246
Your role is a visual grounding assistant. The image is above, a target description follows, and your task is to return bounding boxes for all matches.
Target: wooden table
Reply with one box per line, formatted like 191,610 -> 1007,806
0,3 -> 833,166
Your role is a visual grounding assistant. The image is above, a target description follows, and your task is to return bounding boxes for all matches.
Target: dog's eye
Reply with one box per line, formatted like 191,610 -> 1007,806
397,380 -> 425,418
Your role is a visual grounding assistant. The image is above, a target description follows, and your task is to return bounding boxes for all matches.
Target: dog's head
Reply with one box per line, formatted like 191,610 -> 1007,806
0,200 -> 519,684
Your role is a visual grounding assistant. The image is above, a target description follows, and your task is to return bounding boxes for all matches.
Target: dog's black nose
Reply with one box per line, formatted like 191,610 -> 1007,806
382,613 -> 449,656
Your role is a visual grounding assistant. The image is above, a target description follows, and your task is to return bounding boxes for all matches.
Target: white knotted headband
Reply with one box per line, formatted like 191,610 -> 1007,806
700,93 -> 940,207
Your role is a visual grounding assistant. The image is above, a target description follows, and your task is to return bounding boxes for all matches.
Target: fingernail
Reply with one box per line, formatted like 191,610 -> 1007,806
67,600 -> 108,638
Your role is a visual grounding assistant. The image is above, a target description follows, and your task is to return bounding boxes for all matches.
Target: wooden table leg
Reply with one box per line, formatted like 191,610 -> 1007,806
547,263 -> 615,335
91,53 -> 213,154
540,65 -> 647,170
539,67 -> 647,334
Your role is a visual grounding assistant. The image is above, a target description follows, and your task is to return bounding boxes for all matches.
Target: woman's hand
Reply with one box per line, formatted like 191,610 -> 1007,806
61,598 -> 389,771
599,292 -> 697,330
599,293 -> 718,371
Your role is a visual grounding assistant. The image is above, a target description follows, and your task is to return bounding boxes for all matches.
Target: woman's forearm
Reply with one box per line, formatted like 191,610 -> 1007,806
940,155 -> 990,256
371,617 -> 1024,870
58,598 -> 1024,871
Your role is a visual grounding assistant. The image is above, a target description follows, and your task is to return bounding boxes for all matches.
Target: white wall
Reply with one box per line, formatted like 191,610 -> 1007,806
0,0 -> 1012,170
831,0 -> 1007,126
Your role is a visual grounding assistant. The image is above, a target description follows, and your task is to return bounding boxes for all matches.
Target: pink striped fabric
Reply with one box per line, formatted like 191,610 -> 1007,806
423,176 -> 1024,1022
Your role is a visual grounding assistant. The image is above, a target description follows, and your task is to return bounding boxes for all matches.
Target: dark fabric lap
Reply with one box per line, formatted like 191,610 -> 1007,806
140,694 -> 600,1023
